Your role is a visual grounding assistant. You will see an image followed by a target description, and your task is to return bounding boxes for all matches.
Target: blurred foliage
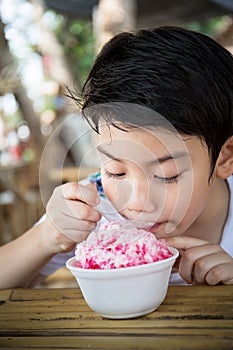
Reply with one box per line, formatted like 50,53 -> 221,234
51,11 -> 95,88
186,15 -> 230,37
68,20 -> 95,86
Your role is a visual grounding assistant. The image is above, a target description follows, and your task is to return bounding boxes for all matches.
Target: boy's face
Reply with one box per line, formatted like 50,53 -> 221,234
97,123 -> 214,238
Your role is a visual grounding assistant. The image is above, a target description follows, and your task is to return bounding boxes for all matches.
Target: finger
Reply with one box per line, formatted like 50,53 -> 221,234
178,244 -> 221,284
51,207 -> 100,239
206,262 -> 233,285
61,182 -> 99,205
46,199 -> 101,239
193,251 -> 229,284
165,236 -> 208,250
62,227 -> 96,243
60,201 -> 102,222
58,229 -> 93,251
60,218 -> 97,234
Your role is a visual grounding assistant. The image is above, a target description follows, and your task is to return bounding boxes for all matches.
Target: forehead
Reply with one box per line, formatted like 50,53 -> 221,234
97,124 -> 191,161
97,124 -> 212,171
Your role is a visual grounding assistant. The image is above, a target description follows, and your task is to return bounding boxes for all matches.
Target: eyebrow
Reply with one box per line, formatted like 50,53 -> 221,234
97,146 -> 189,164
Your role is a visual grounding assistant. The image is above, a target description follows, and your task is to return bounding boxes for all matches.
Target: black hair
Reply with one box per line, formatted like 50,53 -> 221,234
80,26 -> 233,175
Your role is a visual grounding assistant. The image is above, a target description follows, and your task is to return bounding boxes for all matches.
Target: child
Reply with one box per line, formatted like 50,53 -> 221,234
0,26 -> 233,288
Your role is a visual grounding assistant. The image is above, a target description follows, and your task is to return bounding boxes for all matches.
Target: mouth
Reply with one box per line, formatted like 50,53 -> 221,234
149,221 -> 177,239
148,222 -> 162,232
120,213 -> 166,232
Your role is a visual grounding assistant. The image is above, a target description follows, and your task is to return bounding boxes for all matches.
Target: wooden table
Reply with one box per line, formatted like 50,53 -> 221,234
0,286 -> 233,349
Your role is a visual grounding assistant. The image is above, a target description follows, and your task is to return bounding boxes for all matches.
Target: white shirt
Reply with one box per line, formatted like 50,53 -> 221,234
39,176 -> 233,285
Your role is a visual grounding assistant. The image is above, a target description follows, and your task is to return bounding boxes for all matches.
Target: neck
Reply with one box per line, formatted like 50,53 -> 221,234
186,178 -> 230,244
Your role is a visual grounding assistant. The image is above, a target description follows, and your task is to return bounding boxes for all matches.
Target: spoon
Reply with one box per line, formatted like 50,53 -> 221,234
94,196 -> 154,230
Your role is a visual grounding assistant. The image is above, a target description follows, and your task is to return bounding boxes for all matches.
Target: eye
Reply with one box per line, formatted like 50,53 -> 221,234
154,174 -> 179,184
104,169 -> 126,179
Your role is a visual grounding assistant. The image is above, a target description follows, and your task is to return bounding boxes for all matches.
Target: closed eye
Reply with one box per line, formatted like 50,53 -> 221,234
104,169 -> 126,179
154,174 -> 179,183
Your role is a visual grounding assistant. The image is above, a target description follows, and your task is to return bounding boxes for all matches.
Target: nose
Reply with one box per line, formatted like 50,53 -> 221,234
127,179 -> 156,214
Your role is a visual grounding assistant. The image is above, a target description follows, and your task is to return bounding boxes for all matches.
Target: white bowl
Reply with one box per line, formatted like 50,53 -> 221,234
66,246 -> 179,319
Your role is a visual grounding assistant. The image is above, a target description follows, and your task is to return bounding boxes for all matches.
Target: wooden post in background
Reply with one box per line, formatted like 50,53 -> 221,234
93,0 -> 137,53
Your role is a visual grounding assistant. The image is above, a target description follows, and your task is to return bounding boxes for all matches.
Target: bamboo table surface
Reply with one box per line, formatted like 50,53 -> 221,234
0,285 -> 233,349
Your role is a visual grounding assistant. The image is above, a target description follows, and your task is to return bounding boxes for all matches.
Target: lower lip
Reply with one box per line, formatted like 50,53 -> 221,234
149,222 -> 162,232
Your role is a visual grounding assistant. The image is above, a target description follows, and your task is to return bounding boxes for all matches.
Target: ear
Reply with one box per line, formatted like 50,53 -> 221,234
215,136 -> 233,179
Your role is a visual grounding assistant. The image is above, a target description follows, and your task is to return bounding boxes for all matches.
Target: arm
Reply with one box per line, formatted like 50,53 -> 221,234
0,222 -> 58,288
0,182 -> 101,289
165,236 -> 233,285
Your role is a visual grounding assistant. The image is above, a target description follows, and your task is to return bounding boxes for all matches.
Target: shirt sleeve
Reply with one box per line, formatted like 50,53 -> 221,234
39,250 -> 75,277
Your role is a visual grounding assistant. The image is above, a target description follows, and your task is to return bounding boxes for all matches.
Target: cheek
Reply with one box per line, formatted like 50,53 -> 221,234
161,187 -> 183,218
188,179 -> 211,214
103,182 -> 116,202
173,174 -> 211,230
160,174 -> 196,223
102,177 -> 133,208
101,177 -> 123,204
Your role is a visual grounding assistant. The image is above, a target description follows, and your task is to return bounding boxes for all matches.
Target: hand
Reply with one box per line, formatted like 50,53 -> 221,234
165,236 -> 233,285
42,182 -> 101,253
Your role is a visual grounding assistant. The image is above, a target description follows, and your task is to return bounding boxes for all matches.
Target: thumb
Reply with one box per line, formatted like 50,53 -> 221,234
165,236 -> 208,250
85,182 -> 100,206
61,182 -> 99,205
